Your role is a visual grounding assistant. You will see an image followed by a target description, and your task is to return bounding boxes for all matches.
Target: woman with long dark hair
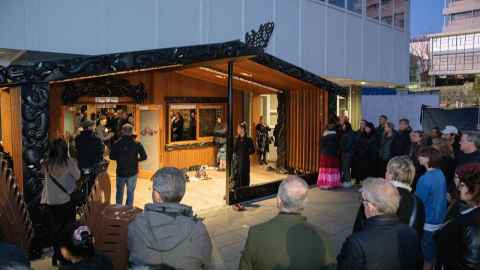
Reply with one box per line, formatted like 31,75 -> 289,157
317,122 -> 341,189
232,122 -> 255,210
436,170 -> 480,270
41,138 -> 81,266
59,223 -> 113,270
339,121 -> 355,187
353,122 -> 378,183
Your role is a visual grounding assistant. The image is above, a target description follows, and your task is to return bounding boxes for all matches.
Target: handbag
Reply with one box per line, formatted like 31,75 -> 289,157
48,172 -> 86,207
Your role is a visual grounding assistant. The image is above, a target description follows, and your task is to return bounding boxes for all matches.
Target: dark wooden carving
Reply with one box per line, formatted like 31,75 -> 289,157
274,92 -> 287,170
0,40 -> 260,85
253,53 -> 348,97
63,77 -> 147,104
165,141 -> 215,152
21,83 -> 49,203
245,22 -> 275,49
231,173 -> 317,203
0,151 -> 34,252
165,96 -> 227,104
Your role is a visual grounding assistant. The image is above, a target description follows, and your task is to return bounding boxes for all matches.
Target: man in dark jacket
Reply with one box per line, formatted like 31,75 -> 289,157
239,176 -> 334,270
75,120 -> 104,170
128,167 -> 212,269
337,178 -> 423,270
353,156 -> 425,237
391,118 -> 412,157
110,124 -> 147,206
340,122 -> 355,187
376,115 -> 387,140
457,131 -> 480,169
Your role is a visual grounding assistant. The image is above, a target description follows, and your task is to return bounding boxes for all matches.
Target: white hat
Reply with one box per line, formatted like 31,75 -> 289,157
442,125 -> 458,135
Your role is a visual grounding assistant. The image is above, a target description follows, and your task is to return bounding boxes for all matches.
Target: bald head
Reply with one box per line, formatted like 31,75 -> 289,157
277,175 -> 309,213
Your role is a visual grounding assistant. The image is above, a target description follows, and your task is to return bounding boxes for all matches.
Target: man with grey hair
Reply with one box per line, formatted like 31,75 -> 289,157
238,175 -> 333,270
458,130 -> 480,168
337,178 -> 423,270
128,167 -> 212,270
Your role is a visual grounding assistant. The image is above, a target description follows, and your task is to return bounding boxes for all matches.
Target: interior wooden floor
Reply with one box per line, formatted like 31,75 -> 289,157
107,164 -> 287,213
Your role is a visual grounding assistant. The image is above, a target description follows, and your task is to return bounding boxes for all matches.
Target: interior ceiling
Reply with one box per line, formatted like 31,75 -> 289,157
324,76 -> 401,88
177,59 -> 317,95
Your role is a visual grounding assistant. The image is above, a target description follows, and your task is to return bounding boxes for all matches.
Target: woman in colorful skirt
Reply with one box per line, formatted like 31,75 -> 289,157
317,123 -> 342,189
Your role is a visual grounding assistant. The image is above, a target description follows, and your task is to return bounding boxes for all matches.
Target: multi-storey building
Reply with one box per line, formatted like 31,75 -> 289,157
428,0 -> 480,106
0,0 -> 410,126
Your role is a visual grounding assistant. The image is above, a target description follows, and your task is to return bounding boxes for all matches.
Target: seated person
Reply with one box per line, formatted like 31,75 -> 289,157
59,222 -> 113,270
128,167 -> 212,270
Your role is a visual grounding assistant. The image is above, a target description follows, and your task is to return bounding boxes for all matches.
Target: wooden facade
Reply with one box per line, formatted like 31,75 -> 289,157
286,88 -> 328,174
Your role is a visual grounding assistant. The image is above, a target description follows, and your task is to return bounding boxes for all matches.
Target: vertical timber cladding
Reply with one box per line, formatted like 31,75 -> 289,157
286,88 -> 327,175
21,83 -> 49,203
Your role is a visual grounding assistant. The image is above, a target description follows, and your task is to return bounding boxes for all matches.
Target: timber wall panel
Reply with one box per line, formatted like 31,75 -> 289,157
286,88 -> 327,174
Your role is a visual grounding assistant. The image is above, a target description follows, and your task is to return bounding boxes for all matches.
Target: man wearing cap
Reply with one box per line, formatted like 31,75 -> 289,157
128,167 -> 212,270
442,125 -> 461,157
75,119 -> 104,173
110,124 -> 147,206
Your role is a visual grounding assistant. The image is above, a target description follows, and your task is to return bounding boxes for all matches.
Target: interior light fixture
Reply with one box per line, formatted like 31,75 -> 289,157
240,72 -> 253,77
360,81 -> 367,85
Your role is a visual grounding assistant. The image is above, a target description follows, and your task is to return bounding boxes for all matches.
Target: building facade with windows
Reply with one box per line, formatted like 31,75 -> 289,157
1,0 -> 409,127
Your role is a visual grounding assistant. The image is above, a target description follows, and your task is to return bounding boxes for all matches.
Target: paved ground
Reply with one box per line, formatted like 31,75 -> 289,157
31,187 -> 359,270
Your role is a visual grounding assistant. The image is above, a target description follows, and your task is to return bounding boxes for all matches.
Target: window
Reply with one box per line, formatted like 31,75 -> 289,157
329,0 -> 345,8
394,0 -> 407,29
366,0 -> 380,19
381,0 -> 394,25
448,54 -> 456,71
474,52 -> 480,69
465,53 -> 474,70
347,0 -> 362,13
466,34 -> 474,50
440,37 -> 449,52
432,38 -> 441,53
451,11 -> 473,22
440,55 -> 448,71
449,36 -> 457,52
167,103 -> 224,144
432,55 -> 440,71
456,53 -> 465,70
474,34 -> 480,49
198,106 -> 223,137
457,35 -> 465,50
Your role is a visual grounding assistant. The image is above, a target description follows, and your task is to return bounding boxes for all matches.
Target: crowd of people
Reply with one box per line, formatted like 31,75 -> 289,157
4,110 -> 480,270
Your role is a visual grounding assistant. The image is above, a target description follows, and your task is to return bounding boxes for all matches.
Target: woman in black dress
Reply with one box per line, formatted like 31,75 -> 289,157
353,122 -> 378,183
233,122 -> 255,188
232,122 -> 255,210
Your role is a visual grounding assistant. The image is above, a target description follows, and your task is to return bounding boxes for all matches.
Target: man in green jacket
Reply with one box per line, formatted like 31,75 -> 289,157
238,176 -> 334,270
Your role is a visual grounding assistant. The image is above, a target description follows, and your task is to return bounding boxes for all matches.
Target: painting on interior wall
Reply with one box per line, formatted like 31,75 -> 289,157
168,104 -> 196,142
199,107 -> 223,137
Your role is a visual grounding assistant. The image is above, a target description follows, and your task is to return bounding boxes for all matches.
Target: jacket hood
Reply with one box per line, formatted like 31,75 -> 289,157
139,203 -> 198,252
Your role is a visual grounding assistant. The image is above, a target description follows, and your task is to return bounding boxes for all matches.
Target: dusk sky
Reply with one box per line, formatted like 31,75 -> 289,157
410,0 -> 444,38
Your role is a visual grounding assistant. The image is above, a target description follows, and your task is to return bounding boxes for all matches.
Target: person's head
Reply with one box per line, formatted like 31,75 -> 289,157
360,178 -> 400,218
460,131 -> 480,154
60,223 -> 95,263
384,122 -> 394,135
364,122 -> 375,135
151,167 -> 186,203
417,146 -> 442,169
121,111 -> 128,119
431,127 -> 441,139
378,115 -> 388,126
456,163 -> 480,192
81,119 -> 95,131
441,125 -> 459,141
90,113 -> 96,121
458,171 -> 480,207
128,115 -> 134,125
175,112 -> 182,119
121,124 -> 134,137
409,130 -> 424,144
398,119 -> 410,131
259,116 -> 264,123
99,115 -> 107,126
277,175 -> 309,213
385,156 -> 415,186
216,117 -> 222,124
190,110 -> 196,118
342,121 -> 352,132
432,137 -> 454,158
237,122 -> 247,137
47,138 -> 69,168
359,120 -> 367,131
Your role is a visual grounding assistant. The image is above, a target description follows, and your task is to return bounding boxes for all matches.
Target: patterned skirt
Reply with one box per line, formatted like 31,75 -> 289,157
317,154 -> 341,189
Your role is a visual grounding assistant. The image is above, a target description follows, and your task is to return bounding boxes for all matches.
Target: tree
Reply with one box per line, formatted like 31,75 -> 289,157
410,37 -> 430,86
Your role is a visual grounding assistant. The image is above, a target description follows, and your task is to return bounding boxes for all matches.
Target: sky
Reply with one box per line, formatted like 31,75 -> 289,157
410,0 -> 444,38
